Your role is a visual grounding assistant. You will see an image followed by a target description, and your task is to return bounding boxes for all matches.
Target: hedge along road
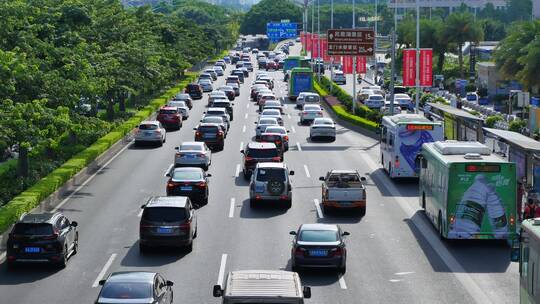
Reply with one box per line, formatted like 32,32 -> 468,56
0,45 -> 518,304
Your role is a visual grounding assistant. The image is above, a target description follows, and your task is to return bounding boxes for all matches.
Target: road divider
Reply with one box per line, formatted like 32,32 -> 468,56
92,253 -> 117,288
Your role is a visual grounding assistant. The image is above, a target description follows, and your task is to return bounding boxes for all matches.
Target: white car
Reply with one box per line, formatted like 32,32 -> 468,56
199,79 -> 213,92
300,104 -> 323,124
255,117 -> 279,139
134,121 -> 166,146
332,70 -> 346,85
466,92 -> 479,103
297,92 -> 321,109
262,100 -> 284,114
260,109 -> 283,126
264,126 -> 290,151
174,142 -> 212,170
167,100 -> 190,120
364,94 -> 385,109
310,118 -> 336,141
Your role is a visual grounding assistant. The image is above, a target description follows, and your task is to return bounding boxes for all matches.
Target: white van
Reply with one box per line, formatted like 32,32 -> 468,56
213,270 -> 311,304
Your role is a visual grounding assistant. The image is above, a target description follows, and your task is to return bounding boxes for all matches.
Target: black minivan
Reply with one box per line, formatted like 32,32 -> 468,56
185,83 -> 203,99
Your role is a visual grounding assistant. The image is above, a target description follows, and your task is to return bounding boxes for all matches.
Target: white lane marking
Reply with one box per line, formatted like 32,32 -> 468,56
287,114 -> 292,119
291,126 -> 296,133
229,198 -> 235,218
284,104 -> 288,109
217,254 -> 228,286
242,125 -> 246,133
235,164 -> 240,177
246,103 -> 250,109
244,113 -> 248,119
389,279 -> 403,283
338,275 -> 348,289
303,165 -> 311,178
53,140 -> 132,213
92,253 -> 117,287
296,142 -> 302,151
239,141 -> 244,151
137,208 -> 144,217
395,271 -> 415,276
359,151 -> 493,303
314,199 -> 324,218
163,163 -> 173,177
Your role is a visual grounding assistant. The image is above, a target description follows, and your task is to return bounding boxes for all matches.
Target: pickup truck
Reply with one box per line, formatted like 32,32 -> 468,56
319,170 -> 367,216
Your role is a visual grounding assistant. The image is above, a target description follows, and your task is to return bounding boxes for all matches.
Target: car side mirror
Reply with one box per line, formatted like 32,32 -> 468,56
165,173 -> 170,177
206,173 -> 212,177
289,231 -> 297,235
174,147 -> 179,150
70,221 -> 78,227
99,280 -> 106,286
166,280 -> 174,287
360,177 -> 366,182
319,176 -> 325,181
303,286 -> 311,299
200,120 -> 203,122
240,149 -> 244,154
140,205 -> 146,209
342,231 -> 350,236
287,130 -> 290,133
213,285 -> 223,297
254,122 -> 257,124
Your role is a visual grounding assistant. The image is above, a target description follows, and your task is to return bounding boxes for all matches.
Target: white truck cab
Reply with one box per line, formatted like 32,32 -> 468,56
213,270 -> 311,304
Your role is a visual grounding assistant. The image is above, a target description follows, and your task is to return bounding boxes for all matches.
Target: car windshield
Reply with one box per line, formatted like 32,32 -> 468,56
265,102 -> 280,107
179,144 -> 202,151
175,94 -> 190,99
213,102 -> 230,108
256,168 -> 286,181
370,95 -> 384,100
100,282 -> 152,299
13,223 -> 53,235
262,110 -> 280,116
143,207 -> 187,222
159,109 -> 177,114
172,170 -> 203,181
305,95 -> 320,102
139,124 -> 158,130
247,148 -> 278,158
299,230 -> 338,242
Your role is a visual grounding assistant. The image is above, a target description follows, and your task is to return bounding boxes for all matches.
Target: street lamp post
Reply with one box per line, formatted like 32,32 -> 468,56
415,0 -> 420,113
317,0 -> 321,82
352,0 -> 357,114
330,0 -> 334,88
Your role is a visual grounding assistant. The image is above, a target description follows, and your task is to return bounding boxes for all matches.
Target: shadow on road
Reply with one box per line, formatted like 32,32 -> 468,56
120,240 -> 187,267
0,262 -> 61,285
238,199 -> 288,219
366,168 -> 419,198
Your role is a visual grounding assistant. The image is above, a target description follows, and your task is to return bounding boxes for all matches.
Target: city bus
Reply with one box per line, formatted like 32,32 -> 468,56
283,56 -> 310,72
288,67 -> 313,101
419,141 -> 517,240
380,114 -> 444,178
516,218 -> 540,303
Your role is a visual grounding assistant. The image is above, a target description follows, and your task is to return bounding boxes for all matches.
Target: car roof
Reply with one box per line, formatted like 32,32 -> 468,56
20,212 -> 60,224
207,107 -> 226,112
140,120 -> 159,125
256,162 -> 286,169
180,141 -> 204,147
172,167 -> 204,174
160,106 -> 177,111
247,142 -> 277,149
106,271 -> 156,284
300,223 -> 339,231
146,196 -> 188,208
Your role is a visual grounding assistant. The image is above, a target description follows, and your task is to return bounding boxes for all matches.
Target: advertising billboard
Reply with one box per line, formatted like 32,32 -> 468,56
266,22 -> 298,42
356,56 -> 366,74
420,49 -> 433,87
402,49 -> 416,87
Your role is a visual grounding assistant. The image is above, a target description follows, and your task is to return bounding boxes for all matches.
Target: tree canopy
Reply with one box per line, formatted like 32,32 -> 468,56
240,0 -> 302,35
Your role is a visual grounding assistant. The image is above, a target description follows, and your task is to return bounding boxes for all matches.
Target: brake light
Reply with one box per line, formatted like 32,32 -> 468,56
317,112 -> 323,116
449,214 -> 456,225
179,220 -> 191,230
196,182 -> 206,188
284,136 -> 289,141
395,156 -> 400,168
197,153 -> 205,158
217,131 -> 224,137
154,130 -> 161,134
195,131 -> 201,137
42,232 -> 59,240
330,247 -> 345,256
271,157 -> 281,161
245,157 -> 254,161
295,247 -> 306,256
510,214 -> 515,226
167,182 -> 178,189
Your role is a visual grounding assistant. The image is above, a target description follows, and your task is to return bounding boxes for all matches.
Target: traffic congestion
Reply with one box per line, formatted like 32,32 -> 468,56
0,40 -> 519,304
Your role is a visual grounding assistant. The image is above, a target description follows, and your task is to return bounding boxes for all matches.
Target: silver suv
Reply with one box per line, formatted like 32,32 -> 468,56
249,163 -> 294,209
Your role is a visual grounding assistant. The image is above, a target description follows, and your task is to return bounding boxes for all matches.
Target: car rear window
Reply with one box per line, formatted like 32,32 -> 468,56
261,135 -> 281,142
100,282 -> 152,299
143,207 -> 187,222
256,168 -> 286,181
187,84 -> 200,89
212,102 -> 230,108
172,170 -> 203,181
159,109 -> 177,114
199,126 -> 219,132
247,148 -> 278,158
299,230 -> 338,242
265,127 -> 285,134
13,223 -> 54,235
139,124 -> 158,130
179,144 -> 202,151
305,95 -> 320,102
203,117 -> 223,124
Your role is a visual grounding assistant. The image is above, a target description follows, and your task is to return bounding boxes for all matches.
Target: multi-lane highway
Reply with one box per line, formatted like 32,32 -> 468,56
0,43 -> 518,304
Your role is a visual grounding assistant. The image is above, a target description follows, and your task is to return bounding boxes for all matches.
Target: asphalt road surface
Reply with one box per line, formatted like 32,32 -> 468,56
0,43 -> 518,304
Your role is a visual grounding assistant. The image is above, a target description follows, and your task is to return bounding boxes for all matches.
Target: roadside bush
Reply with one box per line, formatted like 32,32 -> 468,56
333,106 -> 379,132
485,115 -> 503,128
509,119 -> 527,132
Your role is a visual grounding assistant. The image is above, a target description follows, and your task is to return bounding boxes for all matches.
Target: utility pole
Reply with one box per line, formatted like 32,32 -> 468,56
390,30 -> 396,116
311,1 -> 314,63
352,0 -> 357,114
415,0 -> 420,113
317,0 -> 321,82
330,0 -> 334,90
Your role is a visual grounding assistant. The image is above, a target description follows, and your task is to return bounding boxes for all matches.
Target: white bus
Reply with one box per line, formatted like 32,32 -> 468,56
380,114 -> 444,178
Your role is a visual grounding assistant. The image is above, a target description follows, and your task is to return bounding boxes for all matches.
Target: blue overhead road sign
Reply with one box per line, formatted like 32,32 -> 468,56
266,22 -> 297,42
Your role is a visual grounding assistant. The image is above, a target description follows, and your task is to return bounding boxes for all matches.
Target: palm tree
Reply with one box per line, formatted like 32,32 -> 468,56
442,12 -> 483,79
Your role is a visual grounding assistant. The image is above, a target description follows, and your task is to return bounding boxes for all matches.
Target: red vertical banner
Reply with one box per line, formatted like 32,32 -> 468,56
300,32 -> 305,49
306,33 -> 312,54
312,34 -> 319,58
420,49 -> 433,87
356,56 -> 366,73
322,38 -> 330,62
402,49 -> 417,87
343,56 -> 353,74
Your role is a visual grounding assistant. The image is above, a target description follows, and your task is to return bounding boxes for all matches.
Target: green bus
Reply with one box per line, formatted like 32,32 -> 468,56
516,218 -> 540,303
419,141 -> 517,240
288,67 -> 313,101
283,56 -> 310,72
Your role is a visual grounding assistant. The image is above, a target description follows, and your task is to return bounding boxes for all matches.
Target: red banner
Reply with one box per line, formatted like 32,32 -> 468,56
402,49 -> 416,87
356,56 -> 366,74
306,33 -> 312,54
312,34 -> 319,58
322,38 -> 330,62
343,56 -> 353,74
420,49 -> 433,87
300,32 -> 305,49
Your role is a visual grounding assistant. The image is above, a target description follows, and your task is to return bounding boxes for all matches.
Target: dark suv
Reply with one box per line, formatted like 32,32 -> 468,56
241,142 -> 282,179
139,196 -> 197,252
211,100 -> 234,121
6,212 -> 78,269
185,84 -> 203,99
194,123 -> 225,150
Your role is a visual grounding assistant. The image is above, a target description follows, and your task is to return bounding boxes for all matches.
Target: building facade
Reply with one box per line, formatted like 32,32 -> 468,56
534,0 -> 540,19
388,0 -> 507,10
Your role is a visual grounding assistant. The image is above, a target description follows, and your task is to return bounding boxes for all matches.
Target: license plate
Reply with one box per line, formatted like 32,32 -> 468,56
157,227 -> 173,234
309,249 -> 327,257
180,186 -> 192,191
144,131 -> 153,136
24,247 -> 40,253
185,155 -> 196,159
204,134 -> 216,138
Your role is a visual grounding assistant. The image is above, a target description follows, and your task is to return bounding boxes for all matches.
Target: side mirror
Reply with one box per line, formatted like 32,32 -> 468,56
174,146 -> 179,150
193,128 -> 197,131
200,120 -> 203,122
287,130 -> 290,133
319,176 -> 325,181
70,221 -> 78,227
289,231 -> 297,235
254,121 -> 257,124
289,170 -> 295,175
303,286 -> 311,299
166,280 -> 174,286
165,173 -> 170,177
206,173 -> 212,177
98,280 -> 106,286
360,177 -> 366,182
140,205 -> 146,209
342,231 -> 350,236
240,149 -> 245,154
213,285 -> 223,297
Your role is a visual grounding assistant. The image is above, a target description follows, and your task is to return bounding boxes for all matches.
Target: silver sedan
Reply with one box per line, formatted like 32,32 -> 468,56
174,142 -> 212,170
310,118 -> 336,141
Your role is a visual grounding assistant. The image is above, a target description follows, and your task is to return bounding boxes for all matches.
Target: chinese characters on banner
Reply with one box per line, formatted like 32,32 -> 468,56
322,38 -> 330,62
312,34 -> 320,58
402,49 -> 433,87
356,56 -> 366,74
402,49 -> 416,87
343,56 -> 353,74
306,33 -> 312,54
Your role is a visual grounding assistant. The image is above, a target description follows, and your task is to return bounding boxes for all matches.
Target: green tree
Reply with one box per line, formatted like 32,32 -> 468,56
240,0 -> 302,35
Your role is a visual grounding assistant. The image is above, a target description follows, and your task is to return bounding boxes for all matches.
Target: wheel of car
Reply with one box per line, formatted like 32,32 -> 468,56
358,207 -> 366,217
193,227 -> 198,239
291,265 -> 300,273
323,205 -> 331,214
73,232 -> 79,255
243,170 -> 250,180
203,164 -> 209,171
58,245 -> 68,268
185,242 -> 193,253
249,199 -> 256,208
267,180 -> 285,195
339,265 -> 347,274
284,200 -> 292,209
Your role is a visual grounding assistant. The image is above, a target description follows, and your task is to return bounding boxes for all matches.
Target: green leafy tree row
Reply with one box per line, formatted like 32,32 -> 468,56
240,0 -> 302,35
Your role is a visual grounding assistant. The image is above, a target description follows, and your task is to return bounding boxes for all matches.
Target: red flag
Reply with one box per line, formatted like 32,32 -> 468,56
356,56 -> 366,74
312,34 -> 319,58
306,33 -> 312,54
402,49 -> 416,87
343,56 -> 353,74
322,38 -> 330,62
420,49 -> 433,87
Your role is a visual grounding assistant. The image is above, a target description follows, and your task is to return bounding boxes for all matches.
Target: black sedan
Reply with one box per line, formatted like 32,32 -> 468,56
290,223 -> 349,273
96,272 -> 173,304
166,167 -> 211,205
